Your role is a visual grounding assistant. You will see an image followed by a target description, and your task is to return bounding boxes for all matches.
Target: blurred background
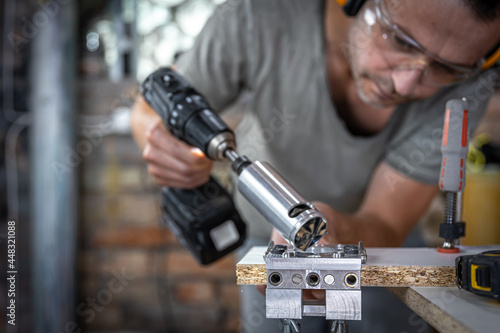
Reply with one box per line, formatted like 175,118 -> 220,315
1,1 -> 240,333
0,0 -> 499,333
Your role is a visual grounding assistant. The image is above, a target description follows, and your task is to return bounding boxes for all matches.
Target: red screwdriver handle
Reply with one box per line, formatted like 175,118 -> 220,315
440,99 -> 469,192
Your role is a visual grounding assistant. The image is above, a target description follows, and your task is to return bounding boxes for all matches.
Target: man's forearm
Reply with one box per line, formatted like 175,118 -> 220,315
318,163 -> 438,248
324,209 -> 404,247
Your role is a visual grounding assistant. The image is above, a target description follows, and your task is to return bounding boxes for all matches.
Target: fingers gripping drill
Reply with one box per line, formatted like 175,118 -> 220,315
140,67 -> 327,263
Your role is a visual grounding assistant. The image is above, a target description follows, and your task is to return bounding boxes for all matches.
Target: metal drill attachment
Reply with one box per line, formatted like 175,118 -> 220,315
264,241 -> 366,331
226,149 -> 328,251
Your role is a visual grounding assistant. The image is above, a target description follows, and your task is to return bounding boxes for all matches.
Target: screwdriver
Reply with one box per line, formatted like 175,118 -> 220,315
437,99 -> 469,253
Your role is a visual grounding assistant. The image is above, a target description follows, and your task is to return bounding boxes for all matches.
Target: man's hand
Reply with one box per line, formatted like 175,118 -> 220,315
311,201 -> 339,245
131,96 -> 213,189
143,118 -> 212,188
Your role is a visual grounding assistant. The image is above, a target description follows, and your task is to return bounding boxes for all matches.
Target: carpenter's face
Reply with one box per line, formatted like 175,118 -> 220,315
348,0 -> 500,108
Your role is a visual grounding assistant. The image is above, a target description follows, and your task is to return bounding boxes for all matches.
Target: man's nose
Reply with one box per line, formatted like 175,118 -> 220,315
390,56 -> 429,96
391,67 -> 425,97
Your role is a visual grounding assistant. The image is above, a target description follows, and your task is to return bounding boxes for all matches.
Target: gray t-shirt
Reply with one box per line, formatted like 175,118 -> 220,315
176,0 -> 496,240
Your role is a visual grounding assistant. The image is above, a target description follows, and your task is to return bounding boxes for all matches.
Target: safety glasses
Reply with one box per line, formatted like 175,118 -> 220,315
361,0 -> 485,86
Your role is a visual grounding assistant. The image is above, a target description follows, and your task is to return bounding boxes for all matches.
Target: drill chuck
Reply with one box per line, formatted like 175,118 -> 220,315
208,132 -> 236,161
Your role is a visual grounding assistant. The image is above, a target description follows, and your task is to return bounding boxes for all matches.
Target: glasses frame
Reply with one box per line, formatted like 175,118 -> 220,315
365,0 -> 485,86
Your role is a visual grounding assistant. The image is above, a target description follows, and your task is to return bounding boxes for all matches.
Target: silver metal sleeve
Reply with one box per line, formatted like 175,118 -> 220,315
237,161 -> 327,250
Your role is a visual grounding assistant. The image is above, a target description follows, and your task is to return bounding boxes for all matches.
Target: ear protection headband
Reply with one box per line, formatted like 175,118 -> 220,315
336,0 -> 366,16
336,0 -> 500,70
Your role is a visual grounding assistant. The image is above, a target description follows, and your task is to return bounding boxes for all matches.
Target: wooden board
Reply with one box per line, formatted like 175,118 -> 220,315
390,287 -> 500,333
236,245 -> 500,287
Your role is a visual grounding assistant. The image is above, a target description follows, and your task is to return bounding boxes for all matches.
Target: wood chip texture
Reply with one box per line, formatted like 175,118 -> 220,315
236,246 -> 497,287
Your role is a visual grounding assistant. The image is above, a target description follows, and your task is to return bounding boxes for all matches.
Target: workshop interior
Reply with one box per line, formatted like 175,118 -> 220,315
1,0 -> 500,332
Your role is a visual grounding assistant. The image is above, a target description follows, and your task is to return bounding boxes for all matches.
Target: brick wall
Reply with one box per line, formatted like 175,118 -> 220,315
78,79 -> 241,333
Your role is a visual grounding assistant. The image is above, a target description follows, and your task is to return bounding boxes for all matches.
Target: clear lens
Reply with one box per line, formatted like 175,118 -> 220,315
362,0 -> 482,86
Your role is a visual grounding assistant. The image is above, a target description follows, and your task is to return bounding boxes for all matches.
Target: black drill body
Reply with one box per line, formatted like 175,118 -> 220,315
140,67 -> 233,156
141,68 -> 246,265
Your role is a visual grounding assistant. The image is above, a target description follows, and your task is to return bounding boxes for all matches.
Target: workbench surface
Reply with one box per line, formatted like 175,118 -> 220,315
391,287 -> 500,333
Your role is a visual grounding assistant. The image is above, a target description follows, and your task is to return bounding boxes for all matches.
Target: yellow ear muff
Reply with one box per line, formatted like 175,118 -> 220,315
337,0 -> 366,17
482,46 -> 500,70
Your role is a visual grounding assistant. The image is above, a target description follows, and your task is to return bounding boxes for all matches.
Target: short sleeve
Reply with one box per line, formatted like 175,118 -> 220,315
174,0 -> 252,112
384,70 -> 497,184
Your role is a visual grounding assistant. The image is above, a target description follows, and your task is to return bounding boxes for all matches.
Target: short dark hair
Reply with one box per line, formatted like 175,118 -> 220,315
461,0 -> 500,22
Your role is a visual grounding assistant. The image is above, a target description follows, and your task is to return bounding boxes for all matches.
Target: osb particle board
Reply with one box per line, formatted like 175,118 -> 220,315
236,245 -> 500,287
390,287 -> 500,333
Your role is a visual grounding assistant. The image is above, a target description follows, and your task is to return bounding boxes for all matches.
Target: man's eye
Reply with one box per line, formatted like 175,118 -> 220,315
392,35 -> 414,52
432,61 -> 461,75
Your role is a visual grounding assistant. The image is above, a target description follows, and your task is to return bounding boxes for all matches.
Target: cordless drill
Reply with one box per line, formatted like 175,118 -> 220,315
141,68 -> 327,264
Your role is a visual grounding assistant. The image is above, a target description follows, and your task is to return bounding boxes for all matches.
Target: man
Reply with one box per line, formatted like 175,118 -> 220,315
131,0 -> 500,331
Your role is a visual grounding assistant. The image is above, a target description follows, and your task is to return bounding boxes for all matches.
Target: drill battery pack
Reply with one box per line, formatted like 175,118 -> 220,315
161,176 -> 246,265
456,250 -> 500,300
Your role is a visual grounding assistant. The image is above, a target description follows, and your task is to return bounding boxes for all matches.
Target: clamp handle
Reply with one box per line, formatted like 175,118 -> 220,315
440,99 -> 469,192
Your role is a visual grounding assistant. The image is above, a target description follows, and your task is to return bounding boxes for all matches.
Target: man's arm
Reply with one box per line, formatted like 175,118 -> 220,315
272,162 -> 438,247
329,162 -> 438,246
